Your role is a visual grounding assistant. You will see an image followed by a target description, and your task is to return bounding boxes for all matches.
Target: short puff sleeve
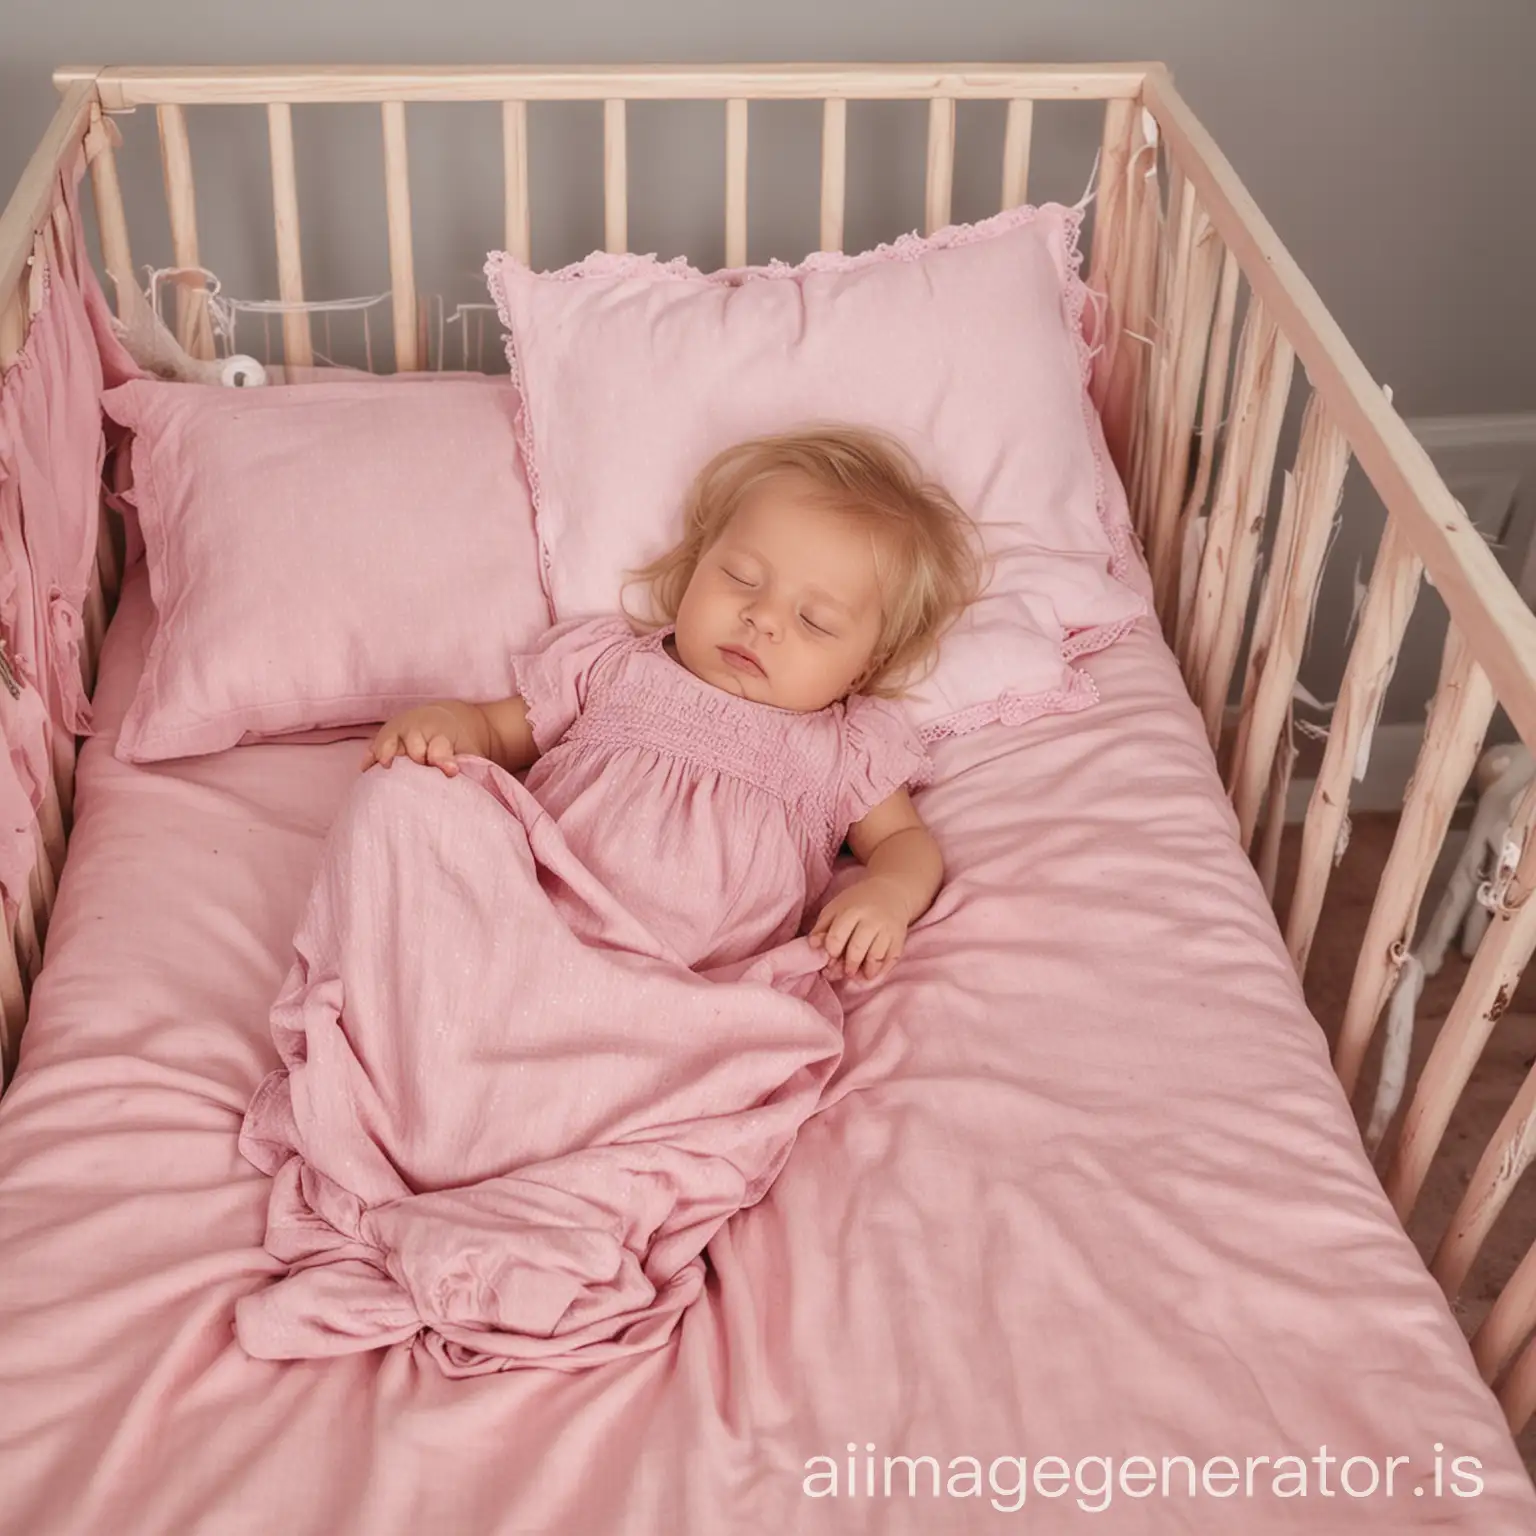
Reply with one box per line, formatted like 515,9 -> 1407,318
508,615 -> 635,755
835,695 -> 935,835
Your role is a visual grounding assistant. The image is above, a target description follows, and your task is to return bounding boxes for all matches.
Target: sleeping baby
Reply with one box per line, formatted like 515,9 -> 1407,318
236,425 -> 982,1371
362,425 -> 981,981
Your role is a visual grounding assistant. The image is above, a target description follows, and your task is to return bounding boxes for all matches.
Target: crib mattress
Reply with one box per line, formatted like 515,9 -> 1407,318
0,560 -> 1531,1534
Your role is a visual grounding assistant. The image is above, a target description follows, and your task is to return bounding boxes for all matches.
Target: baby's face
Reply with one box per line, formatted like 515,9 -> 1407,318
672,478 -> 885,712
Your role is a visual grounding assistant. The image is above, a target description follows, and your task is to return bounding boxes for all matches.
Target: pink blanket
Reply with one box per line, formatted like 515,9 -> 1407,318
236,755 -> 843,1372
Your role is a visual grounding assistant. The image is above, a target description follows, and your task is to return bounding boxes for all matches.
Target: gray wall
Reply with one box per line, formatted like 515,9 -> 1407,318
4,0 -> 1535,722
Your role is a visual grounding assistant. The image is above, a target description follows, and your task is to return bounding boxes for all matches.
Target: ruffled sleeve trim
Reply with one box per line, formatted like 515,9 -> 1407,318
509,615 -> 636,756
836,695 -> 934,835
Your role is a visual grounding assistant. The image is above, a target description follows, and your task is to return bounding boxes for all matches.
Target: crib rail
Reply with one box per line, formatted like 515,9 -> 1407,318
7,59 -> 1536,1433
1131,72 -> 1536,1433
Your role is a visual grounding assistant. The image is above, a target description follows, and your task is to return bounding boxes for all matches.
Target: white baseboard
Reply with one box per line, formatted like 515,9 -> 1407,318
1284,723 -> 1424,821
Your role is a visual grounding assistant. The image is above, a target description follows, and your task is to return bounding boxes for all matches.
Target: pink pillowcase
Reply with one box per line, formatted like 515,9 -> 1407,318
100,378 -> 551,763
486,203 -> 1147,740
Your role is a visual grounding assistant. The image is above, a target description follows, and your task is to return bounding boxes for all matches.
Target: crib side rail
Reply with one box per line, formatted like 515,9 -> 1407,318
1131,71 -> 1536,1432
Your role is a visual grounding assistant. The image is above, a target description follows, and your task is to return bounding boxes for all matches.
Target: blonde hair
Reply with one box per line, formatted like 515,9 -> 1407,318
627,426 -> 983,697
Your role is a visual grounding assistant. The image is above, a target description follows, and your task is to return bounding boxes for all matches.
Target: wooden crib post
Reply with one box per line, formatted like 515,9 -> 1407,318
84,103 -> 134,318
266,104 -> 312,369
1383,777 -> 1536,1232
155,104 -> 215,360
725,98 -> 749,267
1497,1324 -> 1536,1435
819,98 -> 846,253
1333,624 -> 1498,1097
1128,159 -> 1183,532
1001,99 -> 1032,209
1144,194 -> 1223,618
1229,391 -> 1351,846
1431,959 -> 1536,1296
924,97 -> 954,235
1115,115 -> 1161,521
1086,100 -> 1133,423
0,289 -> 24,369
1171,247 -> 1239,649
1255,729 -> 1297,900
380,101 -> 418,373
603,99 -> 628,254
1185,299 -> 1296,744
502,101 -> 531,266
1474,1225 -> 1536,1401
1284,521 -> 1423,977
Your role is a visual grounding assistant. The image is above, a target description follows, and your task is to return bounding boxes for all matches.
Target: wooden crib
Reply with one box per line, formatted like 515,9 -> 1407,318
4,60 -> 1536,1433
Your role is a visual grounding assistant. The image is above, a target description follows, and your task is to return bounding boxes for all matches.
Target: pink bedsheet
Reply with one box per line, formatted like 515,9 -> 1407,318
1,559 -> 1533,1532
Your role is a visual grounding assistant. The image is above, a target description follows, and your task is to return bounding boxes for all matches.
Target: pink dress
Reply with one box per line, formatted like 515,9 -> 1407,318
235,616 -> 935,1372
512,616 -> 934,970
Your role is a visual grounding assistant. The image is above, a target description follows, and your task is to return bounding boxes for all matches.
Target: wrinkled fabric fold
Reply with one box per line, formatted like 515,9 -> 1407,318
236,755 -> 843,1374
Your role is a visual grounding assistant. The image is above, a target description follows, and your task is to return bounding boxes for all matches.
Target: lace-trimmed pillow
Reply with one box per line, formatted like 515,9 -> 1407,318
486,203 -> 1146,743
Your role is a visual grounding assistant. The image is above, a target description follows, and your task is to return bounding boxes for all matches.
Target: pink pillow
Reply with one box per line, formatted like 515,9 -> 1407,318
486,204 -> 1147,740
100,378 -> 551,763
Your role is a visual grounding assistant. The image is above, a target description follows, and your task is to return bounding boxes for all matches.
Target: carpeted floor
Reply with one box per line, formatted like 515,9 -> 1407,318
1275,811 -> 1536,1475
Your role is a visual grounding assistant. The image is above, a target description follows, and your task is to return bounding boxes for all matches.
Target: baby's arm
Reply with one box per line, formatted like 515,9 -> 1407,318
362,695 -> 538,776
808,789 -> 943,982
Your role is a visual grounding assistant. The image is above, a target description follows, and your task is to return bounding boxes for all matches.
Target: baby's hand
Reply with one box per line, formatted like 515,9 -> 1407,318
809,876 -> 911,982
362,705 -> 475,777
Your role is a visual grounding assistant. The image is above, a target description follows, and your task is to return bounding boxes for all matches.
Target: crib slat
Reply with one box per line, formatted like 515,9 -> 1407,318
1229,393 -> 1351,846
1475,1208 -> 1536,1393
1134,168 -> 1189,546
1179,298 -> 1269,697
1172,248 -> 1239,648
1498,1326 -> 1536,1435
1000,99 -> 1033,209
724,98 -> 749,268
604,99 -> 628,254
0,288 -> 23,369
85,103 -> 134,318
0,924 -> 23,1083
1285,520 -> 1425,978
501,101 -> 531,264
1129,159 -> 1185,534
1256,728 -> 1297,901
1144,185 -> 1222,614
13,882 -> 41,991
37,760 -> 65,888
1148,213 -> 1223,620
1333,625 -> 1498,1098
1384,779 -> 1536,1236
266,103 -> 313,369
155,104 -> 215,360
1186,299 -> 1295,743
1085,99 -> 1133,349
380,101 -> 418,373
924,97 -> 954,235
1204,332 -> 1298,748
819,98 -> 846,253
1422,865 -> 1536,1299
1095,102 -> 1159,483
